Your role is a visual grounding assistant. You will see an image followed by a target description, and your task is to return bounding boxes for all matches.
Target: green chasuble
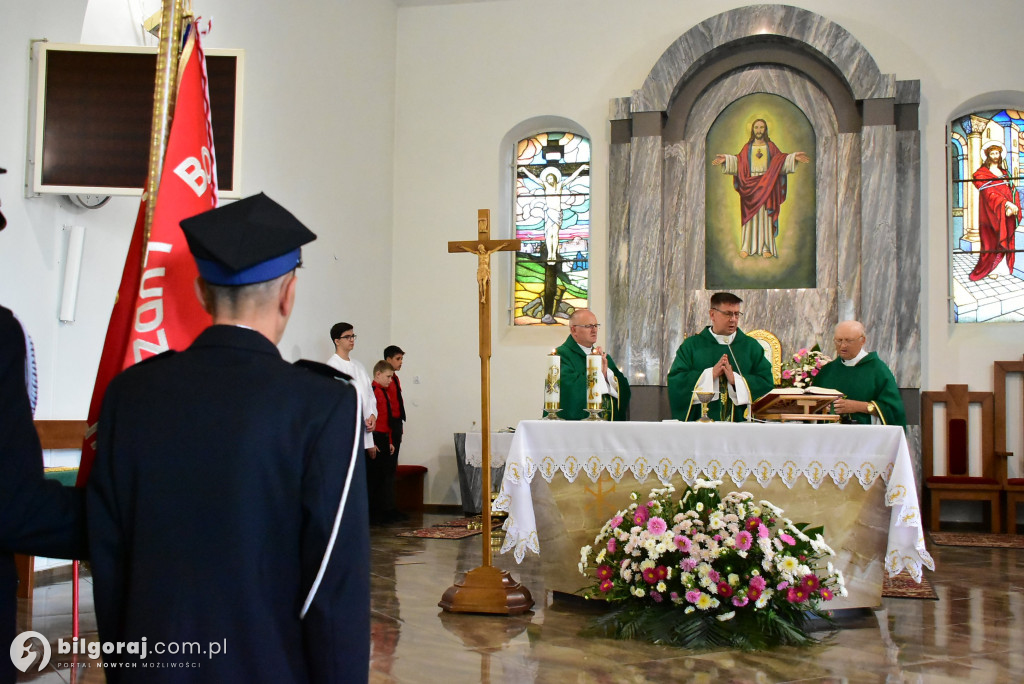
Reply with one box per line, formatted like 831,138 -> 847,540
666,327 -> 774,422
814,352 -> 906,427
552,335 -> 631,421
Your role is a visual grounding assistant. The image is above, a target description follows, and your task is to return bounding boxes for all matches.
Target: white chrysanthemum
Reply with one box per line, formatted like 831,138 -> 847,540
696,502 -> 704,512
621,569 -> 633,582
778,556 -> 800,574
797,564 -> 812,577
643,539 -> 658,553
728,573 -> 740,586
716,611 -> 736,622
639,559 -> 656,571
657,581 -> 667,592
755,593 -> 770,609
696,593 -> 714,610
685,606 -> 695,614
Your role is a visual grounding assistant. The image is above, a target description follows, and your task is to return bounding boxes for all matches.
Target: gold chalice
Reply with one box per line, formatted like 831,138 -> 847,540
695,391 -> 716,423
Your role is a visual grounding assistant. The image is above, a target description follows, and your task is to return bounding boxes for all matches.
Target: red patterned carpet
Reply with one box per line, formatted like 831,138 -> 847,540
928,531 -> 1024,548
882,572 -> 937,600
397,516 -> 503,540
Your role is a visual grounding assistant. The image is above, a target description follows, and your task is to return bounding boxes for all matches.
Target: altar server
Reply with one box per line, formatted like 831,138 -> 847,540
667,292 -> 774,421
815,320 -> 906,427
87,193 -> 370,682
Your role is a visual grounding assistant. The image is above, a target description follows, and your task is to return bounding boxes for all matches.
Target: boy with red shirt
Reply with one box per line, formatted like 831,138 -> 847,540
370,361 -> 397,525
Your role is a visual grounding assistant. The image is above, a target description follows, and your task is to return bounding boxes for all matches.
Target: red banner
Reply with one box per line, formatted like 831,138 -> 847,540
77,23 -> 217,484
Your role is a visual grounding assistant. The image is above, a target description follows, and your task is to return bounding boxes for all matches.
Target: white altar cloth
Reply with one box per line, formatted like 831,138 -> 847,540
495,420 -> 934,580
463,432 -> 515,468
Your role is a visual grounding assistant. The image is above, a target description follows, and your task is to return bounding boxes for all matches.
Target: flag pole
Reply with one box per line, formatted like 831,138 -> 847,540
143,0 -> 187,246
72,0 -> 187,644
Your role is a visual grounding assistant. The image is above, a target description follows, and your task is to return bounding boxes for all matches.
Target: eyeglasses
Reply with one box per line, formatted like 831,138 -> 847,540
712,308 -> 743,319
833,337 -> 862,346
338,334 -> 357,341
573,324 -> 601,330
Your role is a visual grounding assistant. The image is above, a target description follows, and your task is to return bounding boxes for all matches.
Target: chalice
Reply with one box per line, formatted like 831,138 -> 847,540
695,391 -> 716,423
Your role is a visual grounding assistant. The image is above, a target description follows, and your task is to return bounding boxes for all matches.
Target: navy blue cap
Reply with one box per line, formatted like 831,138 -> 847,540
179,192 -> 316,286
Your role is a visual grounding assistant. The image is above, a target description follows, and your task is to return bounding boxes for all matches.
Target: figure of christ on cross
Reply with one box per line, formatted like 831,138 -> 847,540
441,209 -> 532,615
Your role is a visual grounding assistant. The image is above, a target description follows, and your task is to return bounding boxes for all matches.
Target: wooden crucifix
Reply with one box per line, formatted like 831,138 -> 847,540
439,209 -> 533,615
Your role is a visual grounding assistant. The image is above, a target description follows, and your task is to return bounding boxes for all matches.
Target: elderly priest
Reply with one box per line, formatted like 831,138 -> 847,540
815,320 -> 906,427
553,309 -> 630,420
667,292 -> 774,421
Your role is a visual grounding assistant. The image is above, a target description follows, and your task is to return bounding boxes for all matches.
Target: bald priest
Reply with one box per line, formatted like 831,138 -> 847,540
554,309 -> 630,420
815,320 -> 906,427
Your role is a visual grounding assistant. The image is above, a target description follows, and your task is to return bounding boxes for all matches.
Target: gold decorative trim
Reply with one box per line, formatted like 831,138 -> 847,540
746,328 -> 782,385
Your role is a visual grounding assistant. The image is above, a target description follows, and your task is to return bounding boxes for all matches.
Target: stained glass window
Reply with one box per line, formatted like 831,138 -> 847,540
513,132 -> 590,326
949,110 -> 1024,322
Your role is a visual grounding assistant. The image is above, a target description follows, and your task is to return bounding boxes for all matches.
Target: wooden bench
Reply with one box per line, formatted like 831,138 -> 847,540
394,465 -> 427,511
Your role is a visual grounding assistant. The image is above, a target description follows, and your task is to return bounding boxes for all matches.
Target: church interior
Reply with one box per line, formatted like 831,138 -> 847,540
4,0 -> 1024,681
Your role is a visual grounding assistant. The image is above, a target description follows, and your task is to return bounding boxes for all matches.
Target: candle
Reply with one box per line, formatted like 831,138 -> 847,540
586,353 -> 602,409
544,351 -> 561,411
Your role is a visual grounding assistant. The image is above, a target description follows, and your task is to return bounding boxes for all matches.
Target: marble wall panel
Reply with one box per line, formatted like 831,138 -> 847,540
896,131 -> 922,387
860,126 -> 900,372
633,5 -> 891,114
660,141 -> 690,378
627,137 -> 664,384
836,133 -> 863,321
608,141 -> 631,368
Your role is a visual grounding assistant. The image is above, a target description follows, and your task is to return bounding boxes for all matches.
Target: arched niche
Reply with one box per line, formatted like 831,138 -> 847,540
607,4 -> 920,415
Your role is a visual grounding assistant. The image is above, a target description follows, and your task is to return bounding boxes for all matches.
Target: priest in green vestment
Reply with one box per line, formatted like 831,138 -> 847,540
552,309 -> 630,420
667,292 -> 774,421
815,320 -> 906,427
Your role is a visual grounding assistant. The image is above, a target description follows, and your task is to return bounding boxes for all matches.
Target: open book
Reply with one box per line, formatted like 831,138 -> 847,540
752,385 -> 842,419
767,386 -> 842,396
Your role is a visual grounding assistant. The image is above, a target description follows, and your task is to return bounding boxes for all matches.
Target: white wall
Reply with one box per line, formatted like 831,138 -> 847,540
4,0 -> 1021,507
0,0 -> 397,416
392,0 -> 1024,503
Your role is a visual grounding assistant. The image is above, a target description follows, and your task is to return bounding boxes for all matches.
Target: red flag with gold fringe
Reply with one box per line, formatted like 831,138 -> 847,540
77,22 -> 218,485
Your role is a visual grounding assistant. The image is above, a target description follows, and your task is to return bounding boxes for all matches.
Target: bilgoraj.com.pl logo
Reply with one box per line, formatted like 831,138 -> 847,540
10,630 -> 227,672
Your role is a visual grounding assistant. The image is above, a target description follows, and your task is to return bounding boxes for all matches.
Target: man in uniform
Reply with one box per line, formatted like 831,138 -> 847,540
667,292 -> 774,421
815,320 -> 906,426
553,309 -> 630,420
2,166 -> 87,684
86,193 -> 370,682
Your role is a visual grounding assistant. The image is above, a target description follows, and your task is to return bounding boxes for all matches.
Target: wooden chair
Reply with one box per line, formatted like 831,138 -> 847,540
14,420 -> 87,598
746,329 -> 782,386
921,385 -> 1005,532
995,356 -> 1024,533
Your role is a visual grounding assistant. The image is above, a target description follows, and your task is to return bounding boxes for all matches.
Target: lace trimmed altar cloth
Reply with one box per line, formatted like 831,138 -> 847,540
494,420 -> 934,608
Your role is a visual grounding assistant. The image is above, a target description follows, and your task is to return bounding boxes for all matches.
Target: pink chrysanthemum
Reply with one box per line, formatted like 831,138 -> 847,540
731,596 -> 749,608
787,586 -> 809,603
634,505 -> 649,526
656,565 -> 668,580
599,579 -> 614,592
821,587 -> 834,601
596,565 -> 613,581
609,515 -> 623,528
735,530 -> 753,551
708,570 -> 720,583
801,574 -> 820,591
607,538 -> 617,553
757,523 -> 770,539
746,517 -> 762,531
647,516 -> 667,536
749,576 -> 766,591
674,535 -> 691,552
680,558 -> 698,571
717,581 -> 733,598
779,532 -> 796,546
651,591 -> 663,603
777,581 -> 789,590
685,590 -> 701,604
747,587 -> 762,601
781,370 -> 793,379
642,568 -> 659,584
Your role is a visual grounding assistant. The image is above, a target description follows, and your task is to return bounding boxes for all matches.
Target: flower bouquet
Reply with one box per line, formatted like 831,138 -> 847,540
779,345 -> 830,389
578,480 -> 846,650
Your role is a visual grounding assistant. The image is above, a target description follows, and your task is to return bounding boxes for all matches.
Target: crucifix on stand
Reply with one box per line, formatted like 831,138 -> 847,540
439,209 -> 533,615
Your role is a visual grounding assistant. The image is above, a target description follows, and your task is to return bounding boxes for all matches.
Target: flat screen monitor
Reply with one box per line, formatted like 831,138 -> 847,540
27,41 -> 244,199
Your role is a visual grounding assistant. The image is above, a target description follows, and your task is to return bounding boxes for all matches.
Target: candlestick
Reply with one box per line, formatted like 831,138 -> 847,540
544,351 -> 562,419
585,352 -> 604,420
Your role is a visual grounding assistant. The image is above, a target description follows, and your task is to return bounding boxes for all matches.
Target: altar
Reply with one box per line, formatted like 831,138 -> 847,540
494,420 -> 933,610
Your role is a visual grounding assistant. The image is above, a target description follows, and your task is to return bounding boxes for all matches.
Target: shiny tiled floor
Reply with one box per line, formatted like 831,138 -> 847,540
16,514 -> 1024,683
